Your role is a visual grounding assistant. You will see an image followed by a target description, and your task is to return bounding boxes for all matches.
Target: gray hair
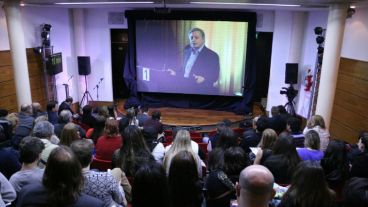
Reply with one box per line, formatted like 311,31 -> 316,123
32,121 -> 54,139
20,103 -> 32,114
59,110 -> 72,123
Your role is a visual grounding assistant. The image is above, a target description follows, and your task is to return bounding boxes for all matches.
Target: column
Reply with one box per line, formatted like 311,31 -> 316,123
315,4 -> 348,128
288,11 -> 307,63
4,0 -> 32,108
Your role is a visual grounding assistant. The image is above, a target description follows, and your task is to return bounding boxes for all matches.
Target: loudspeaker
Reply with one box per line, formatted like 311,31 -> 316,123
285,63 -> 298,84
78,56 -> 91,75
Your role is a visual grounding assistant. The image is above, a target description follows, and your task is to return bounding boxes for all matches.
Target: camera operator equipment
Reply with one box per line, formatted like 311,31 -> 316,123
280,85 -> 298,116
280,63 -> 299,116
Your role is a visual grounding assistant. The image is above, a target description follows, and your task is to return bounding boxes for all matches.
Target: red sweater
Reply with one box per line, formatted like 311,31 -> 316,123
95,135 -> 122,161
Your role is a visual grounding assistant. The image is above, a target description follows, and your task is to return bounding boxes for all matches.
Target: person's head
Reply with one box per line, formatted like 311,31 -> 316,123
308,115 -> 326,129
168,150 -> 201,207
217,126 -> 238,149
32,102 -> 42,114
70,139 -> 94,168
46,101 -> 58,112
20,103 -> 32,114
0,109 -> 8,117
97,106 -> 109,118
82,105 -> 93,116
32,121 -> 54,139
282,161 -> 335,207
304,130 -> 321,150
273,133 -> 301,175
142,126 -> 159,152
286,117 -> 301,134
237,165 -> 275,207
35,115 -> 48,123
321,139 -> 349,181
65,96 -> 73,104
255,116 -> 269,133
132,162 -> 170,207
344,177 -> 368,207
118,116 -> 129,135
216,120 -> 231,133
118,125 -> 150,175
258,128 -> 277,149
19,136 -> 45,164
140,106 -> 149,113
224,147 -> 249,176
107,104 -> 116,118
6,113 -> 19,132
43,146 -> 84,206
358,133 -> 368,153
151,110 -> 161,121
188,28 -> 205,49
91,115 -> 106,143
277,105 -> 287,114
58,110 -> 72,124
271,106 -> 279,117
126,107 -> 136,119
104,119 -> 119,137
60,123 -> 80,146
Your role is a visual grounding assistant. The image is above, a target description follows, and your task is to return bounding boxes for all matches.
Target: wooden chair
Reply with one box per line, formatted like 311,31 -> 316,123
90,157 -> 112,171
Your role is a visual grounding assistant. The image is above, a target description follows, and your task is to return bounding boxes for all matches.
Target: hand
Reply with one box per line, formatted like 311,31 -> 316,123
167,69 -> 176,76
193,74 -> 205,84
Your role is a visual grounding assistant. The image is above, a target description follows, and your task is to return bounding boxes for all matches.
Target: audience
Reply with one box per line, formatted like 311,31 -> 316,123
54,110 -> 86,138
9,136 -> 45,194
59,123 -> 81,146
32,121 -> 59,165
89,115 -> 107,143
80,104 -> 96,128
136,106 -> 149,127
350,133 -> 368,178
143,110 -> 163,135
0,172 -> 16,206
207,119 -> 232,151
142,126 -> 165,163
168,151 -> 203,207
58,96 -> 74,115
12,103 -> 34,149
126,107 -> 139,126
279,161 -> 335,207
240,116 -> 269,153
296,130 -> 324,161
70,139 -> 125,207
132,162 -> 170,207
95,119 -> 122,161
164,129 -> 203,177
46,101 -> 58,125
261,133 -> 300,184
236,165 -> 275,207
32,102 -> 46,118
303,115 -> 330,151
16,146 -> 104,207
206,147 -> 248,207
344,177 -> 368,207
253,128 -> 278,164
113,125 -> 154,177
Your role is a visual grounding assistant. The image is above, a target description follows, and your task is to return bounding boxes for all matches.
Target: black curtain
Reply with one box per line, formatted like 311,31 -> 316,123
123,10 -> 257,114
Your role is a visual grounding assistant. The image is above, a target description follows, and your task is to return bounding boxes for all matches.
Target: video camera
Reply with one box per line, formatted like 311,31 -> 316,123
280,85 -> 298,101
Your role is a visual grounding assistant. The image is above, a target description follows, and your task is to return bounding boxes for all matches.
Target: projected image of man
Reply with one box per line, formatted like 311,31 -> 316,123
169,28 -> 220,94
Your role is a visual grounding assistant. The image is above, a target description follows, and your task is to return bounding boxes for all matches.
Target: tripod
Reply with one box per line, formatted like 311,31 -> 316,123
284,97 -> 296,117
80,75 -> 93,106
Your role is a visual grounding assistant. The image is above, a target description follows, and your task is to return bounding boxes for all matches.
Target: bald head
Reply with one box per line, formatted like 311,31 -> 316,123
238,165 -> 275,207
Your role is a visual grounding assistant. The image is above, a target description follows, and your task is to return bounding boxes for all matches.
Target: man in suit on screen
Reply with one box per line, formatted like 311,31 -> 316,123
168,27 -> 220,94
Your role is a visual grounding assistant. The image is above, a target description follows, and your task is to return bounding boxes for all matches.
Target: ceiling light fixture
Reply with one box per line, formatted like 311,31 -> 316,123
55,1 -> 154,5
190,2 -> 301,7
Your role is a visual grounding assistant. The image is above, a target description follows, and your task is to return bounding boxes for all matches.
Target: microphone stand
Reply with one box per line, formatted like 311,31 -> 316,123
93,78 -> 104,100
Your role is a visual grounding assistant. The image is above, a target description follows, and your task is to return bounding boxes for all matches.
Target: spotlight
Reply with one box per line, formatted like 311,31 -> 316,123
41,31 -> 49,39
314,27 -> 323,35
318,55 -> 323,65
347,7 -> 356,18
316,36 -> 325,44
43,39 -> 50,47
42,24 -> 52,31
33,47 -> 42,54
317,46 -> 324,54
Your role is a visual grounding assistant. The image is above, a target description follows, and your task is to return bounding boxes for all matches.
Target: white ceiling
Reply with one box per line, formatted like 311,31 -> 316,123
7,0 -> 368,10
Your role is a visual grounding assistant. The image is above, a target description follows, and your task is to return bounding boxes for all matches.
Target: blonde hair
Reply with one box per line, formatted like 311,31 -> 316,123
60,123 -> 80,146
258,128 -> 278,149
163,129 -> 199,175
6,113 -> 19,132
309,115 -> 326,129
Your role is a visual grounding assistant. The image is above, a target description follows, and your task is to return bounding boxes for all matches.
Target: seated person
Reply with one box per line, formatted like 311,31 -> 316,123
240,116 -> 269,154
296,130 -> 324,161
0,172 -> 16,206
95,119 -> 122,161
350,133 -> 368,178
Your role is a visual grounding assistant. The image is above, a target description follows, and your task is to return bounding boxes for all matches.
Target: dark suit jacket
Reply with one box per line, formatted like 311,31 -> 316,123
178,45 -> 220,94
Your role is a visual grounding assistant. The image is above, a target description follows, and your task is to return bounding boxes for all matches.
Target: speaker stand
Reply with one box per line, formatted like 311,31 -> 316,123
80,75 -> 93,107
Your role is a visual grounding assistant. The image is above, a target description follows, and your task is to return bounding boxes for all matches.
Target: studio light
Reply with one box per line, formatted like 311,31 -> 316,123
317,46 -> 324,54
42,24 -> 52,31
314,27 -> 323,35
41,31 -> 49,39
316,36 -> 325,44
